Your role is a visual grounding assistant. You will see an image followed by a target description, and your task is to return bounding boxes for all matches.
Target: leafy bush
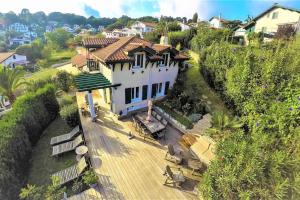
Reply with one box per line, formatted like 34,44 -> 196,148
168,29 -> 196,49
0,84 -> 59,200
58,94 -> 74,107
83,170 -> 98,185
54,70 -> 74,92
60,103 -> 79,127
197,39 -> 300,199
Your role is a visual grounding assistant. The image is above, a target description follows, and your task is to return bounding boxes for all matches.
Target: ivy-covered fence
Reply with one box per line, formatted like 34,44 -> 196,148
0,84 -> 59,200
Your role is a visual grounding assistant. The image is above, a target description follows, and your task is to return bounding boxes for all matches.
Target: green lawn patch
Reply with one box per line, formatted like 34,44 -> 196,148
186,51 -> 231,116
157,102 -> 193,129
27,117 -> 76,186
26,68 -> 58,81
49,50 -> 76,62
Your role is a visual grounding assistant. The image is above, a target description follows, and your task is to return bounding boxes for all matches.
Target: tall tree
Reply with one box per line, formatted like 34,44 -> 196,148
0,66 -> 28,103
192,12 -> 198,23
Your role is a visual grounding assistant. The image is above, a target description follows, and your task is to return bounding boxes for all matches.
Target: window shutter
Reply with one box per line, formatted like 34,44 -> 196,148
151,84 -> 157,98
141,54 -> 144,68
142,85 -> 148,100
136,87 -> 139,98
164,81 -> 170,95
125,88 -> 131,104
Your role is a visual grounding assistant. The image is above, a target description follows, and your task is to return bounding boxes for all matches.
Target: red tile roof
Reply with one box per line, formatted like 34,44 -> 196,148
82,38 -> 119,48
0,52 -> 15,63
141,21 -> 157,28
71,54 -> 86,68
92,36 -> 188,63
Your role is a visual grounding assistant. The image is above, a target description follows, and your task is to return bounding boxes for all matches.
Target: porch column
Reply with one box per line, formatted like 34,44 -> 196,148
87,90 -> 96,122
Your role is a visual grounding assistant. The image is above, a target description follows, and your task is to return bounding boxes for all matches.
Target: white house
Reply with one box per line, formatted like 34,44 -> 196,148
77,36 -> 188,118
178,22 -> 191,31
0,52 -> 28,69
9,36 -> 31,46
130,21 -> 157,37
244,4 -> 300,35
9,23 -> 29,33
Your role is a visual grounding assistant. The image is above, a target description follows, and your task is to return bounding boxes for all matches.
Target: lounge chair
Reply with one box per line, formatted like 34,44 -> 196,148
162,119 -> 168,126
163,165 -> 185,187
156,114 -> 162,121
52,135 -> 84,156
157,129 -> 166,140
52,156 -> 88,186
50,126 -> 80,146
165,144 -> 183,164
152,111 -> 157,118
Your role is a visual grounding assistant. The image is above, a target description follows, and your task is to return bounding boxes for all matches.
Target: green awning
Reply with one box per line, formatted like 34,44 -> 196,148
75,73 -> 121,92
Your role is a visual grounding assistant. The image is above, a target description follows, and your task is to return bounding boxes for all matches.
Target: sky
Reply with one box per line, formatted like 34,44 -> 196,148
0,0 -> 300,21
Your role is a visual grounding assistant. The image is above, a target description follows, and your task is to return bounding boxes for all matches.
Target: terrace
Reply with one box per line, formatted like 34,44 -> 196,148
76,91 -> 202,199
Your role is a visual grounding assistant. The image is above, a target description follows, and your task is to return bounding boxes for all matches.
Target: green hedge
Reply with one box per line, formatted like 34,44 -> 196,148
60,103 -> 80,127
0,84 -> 59,200
157,103 -> 193,129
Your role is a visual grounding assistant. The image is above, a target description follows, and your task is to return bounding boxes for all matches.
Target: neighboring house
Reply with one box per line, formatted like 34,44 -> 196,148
130,21 -> 157,37
103,29 -> 127,38
0,52 -> 28,69
244,4 -> 300,36
71,54 -> 87,70
62,25 -> 74,33
98,25 -> 104,32
46,25 -> 54,32
77,36 -> 188,116
9,23 -> 29,33
209,16 -> 230,28
9,36 -> 31,46
178,22 -> 191,31
232,25 -> 247,44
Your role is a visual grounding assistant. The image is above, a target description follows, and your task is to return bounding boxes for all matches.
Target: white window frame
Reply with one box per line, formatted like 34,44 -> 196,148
155,83 -> 164,97
133,53 -> 144,69
131,87 -> 141,103
160,53 -> 169,67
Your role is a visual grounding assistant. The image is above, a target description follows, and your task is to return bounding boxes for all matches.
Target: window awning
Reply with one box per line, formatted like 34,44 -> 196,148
75,73 -> 121,92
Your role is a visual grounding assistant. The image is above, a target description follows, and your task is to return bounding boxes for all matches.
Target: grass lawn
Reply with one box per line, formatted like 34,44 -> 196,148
186,51 -> 231,116
49,50 -> 76,63
26,68 -> 58,81
27,117 -> 76,186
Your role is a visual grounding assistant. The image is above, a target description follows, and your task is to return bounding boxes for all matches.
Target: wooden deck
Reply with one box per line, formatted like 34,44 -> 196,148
80,101 -> 199,199
68,188 -> 102,200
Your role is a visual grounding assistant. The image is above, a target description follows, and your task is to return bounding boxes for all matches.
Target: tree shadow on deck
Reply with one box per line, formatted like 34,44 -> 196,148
97,173 -> 125,200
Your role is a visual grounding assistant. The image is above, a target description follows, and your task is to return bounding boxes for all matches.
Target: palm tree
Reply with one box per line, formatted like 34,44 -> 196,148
206,111 -> 243,140
0,66 -> 28,104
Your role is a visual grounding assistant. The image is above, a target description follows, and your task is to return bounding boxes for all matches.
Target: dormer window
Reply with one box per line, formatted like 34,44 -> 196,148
133,53 -> 144,69
160,53 -> 169,67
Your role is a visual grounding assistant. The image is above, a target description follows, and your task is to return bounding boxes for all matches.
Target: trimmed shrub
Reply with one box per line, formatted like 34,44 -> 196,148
60,103 -> 79,127
58,94 -> 74,107
0,84 -> 59,200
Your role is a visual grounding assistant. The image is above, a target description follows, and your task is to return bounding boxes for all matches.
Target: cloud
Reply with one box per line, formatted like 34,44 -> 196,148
0,0 -> 213,19
155,0 -> 213,20
83,4 -> 100,18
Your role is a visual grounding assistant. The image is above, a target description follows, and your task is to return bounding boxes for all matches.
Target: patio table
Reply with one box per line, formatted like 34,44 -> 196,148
136,112 -> 165,134
75,145 -> 88,156
188,159 -> 203,175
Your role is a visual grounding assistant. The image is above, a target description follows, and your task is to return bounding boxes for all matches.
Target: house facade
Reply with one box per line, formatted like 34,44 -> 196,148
77,36 -> 188,117
209,16 -> 229,29
130,21 -> 157,36
245,4 -> 300,35
0,52 -> 28,69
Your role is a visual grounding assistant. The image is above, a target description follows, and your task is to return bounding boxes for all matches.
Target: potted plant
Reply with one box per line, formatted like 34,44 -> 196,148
83,170 -> 98,188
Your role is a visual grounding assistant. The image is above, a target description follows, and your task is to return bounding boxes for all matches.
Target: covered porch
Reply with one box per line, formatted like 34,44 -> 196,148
75,72 -> 121,121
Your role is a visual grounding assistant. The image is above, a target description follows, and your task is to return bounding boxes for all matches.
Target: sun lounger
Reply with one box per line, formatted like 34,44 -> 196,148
50,126 -> 80,146
52,134 -> 84,156
52,156 -> 88,186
